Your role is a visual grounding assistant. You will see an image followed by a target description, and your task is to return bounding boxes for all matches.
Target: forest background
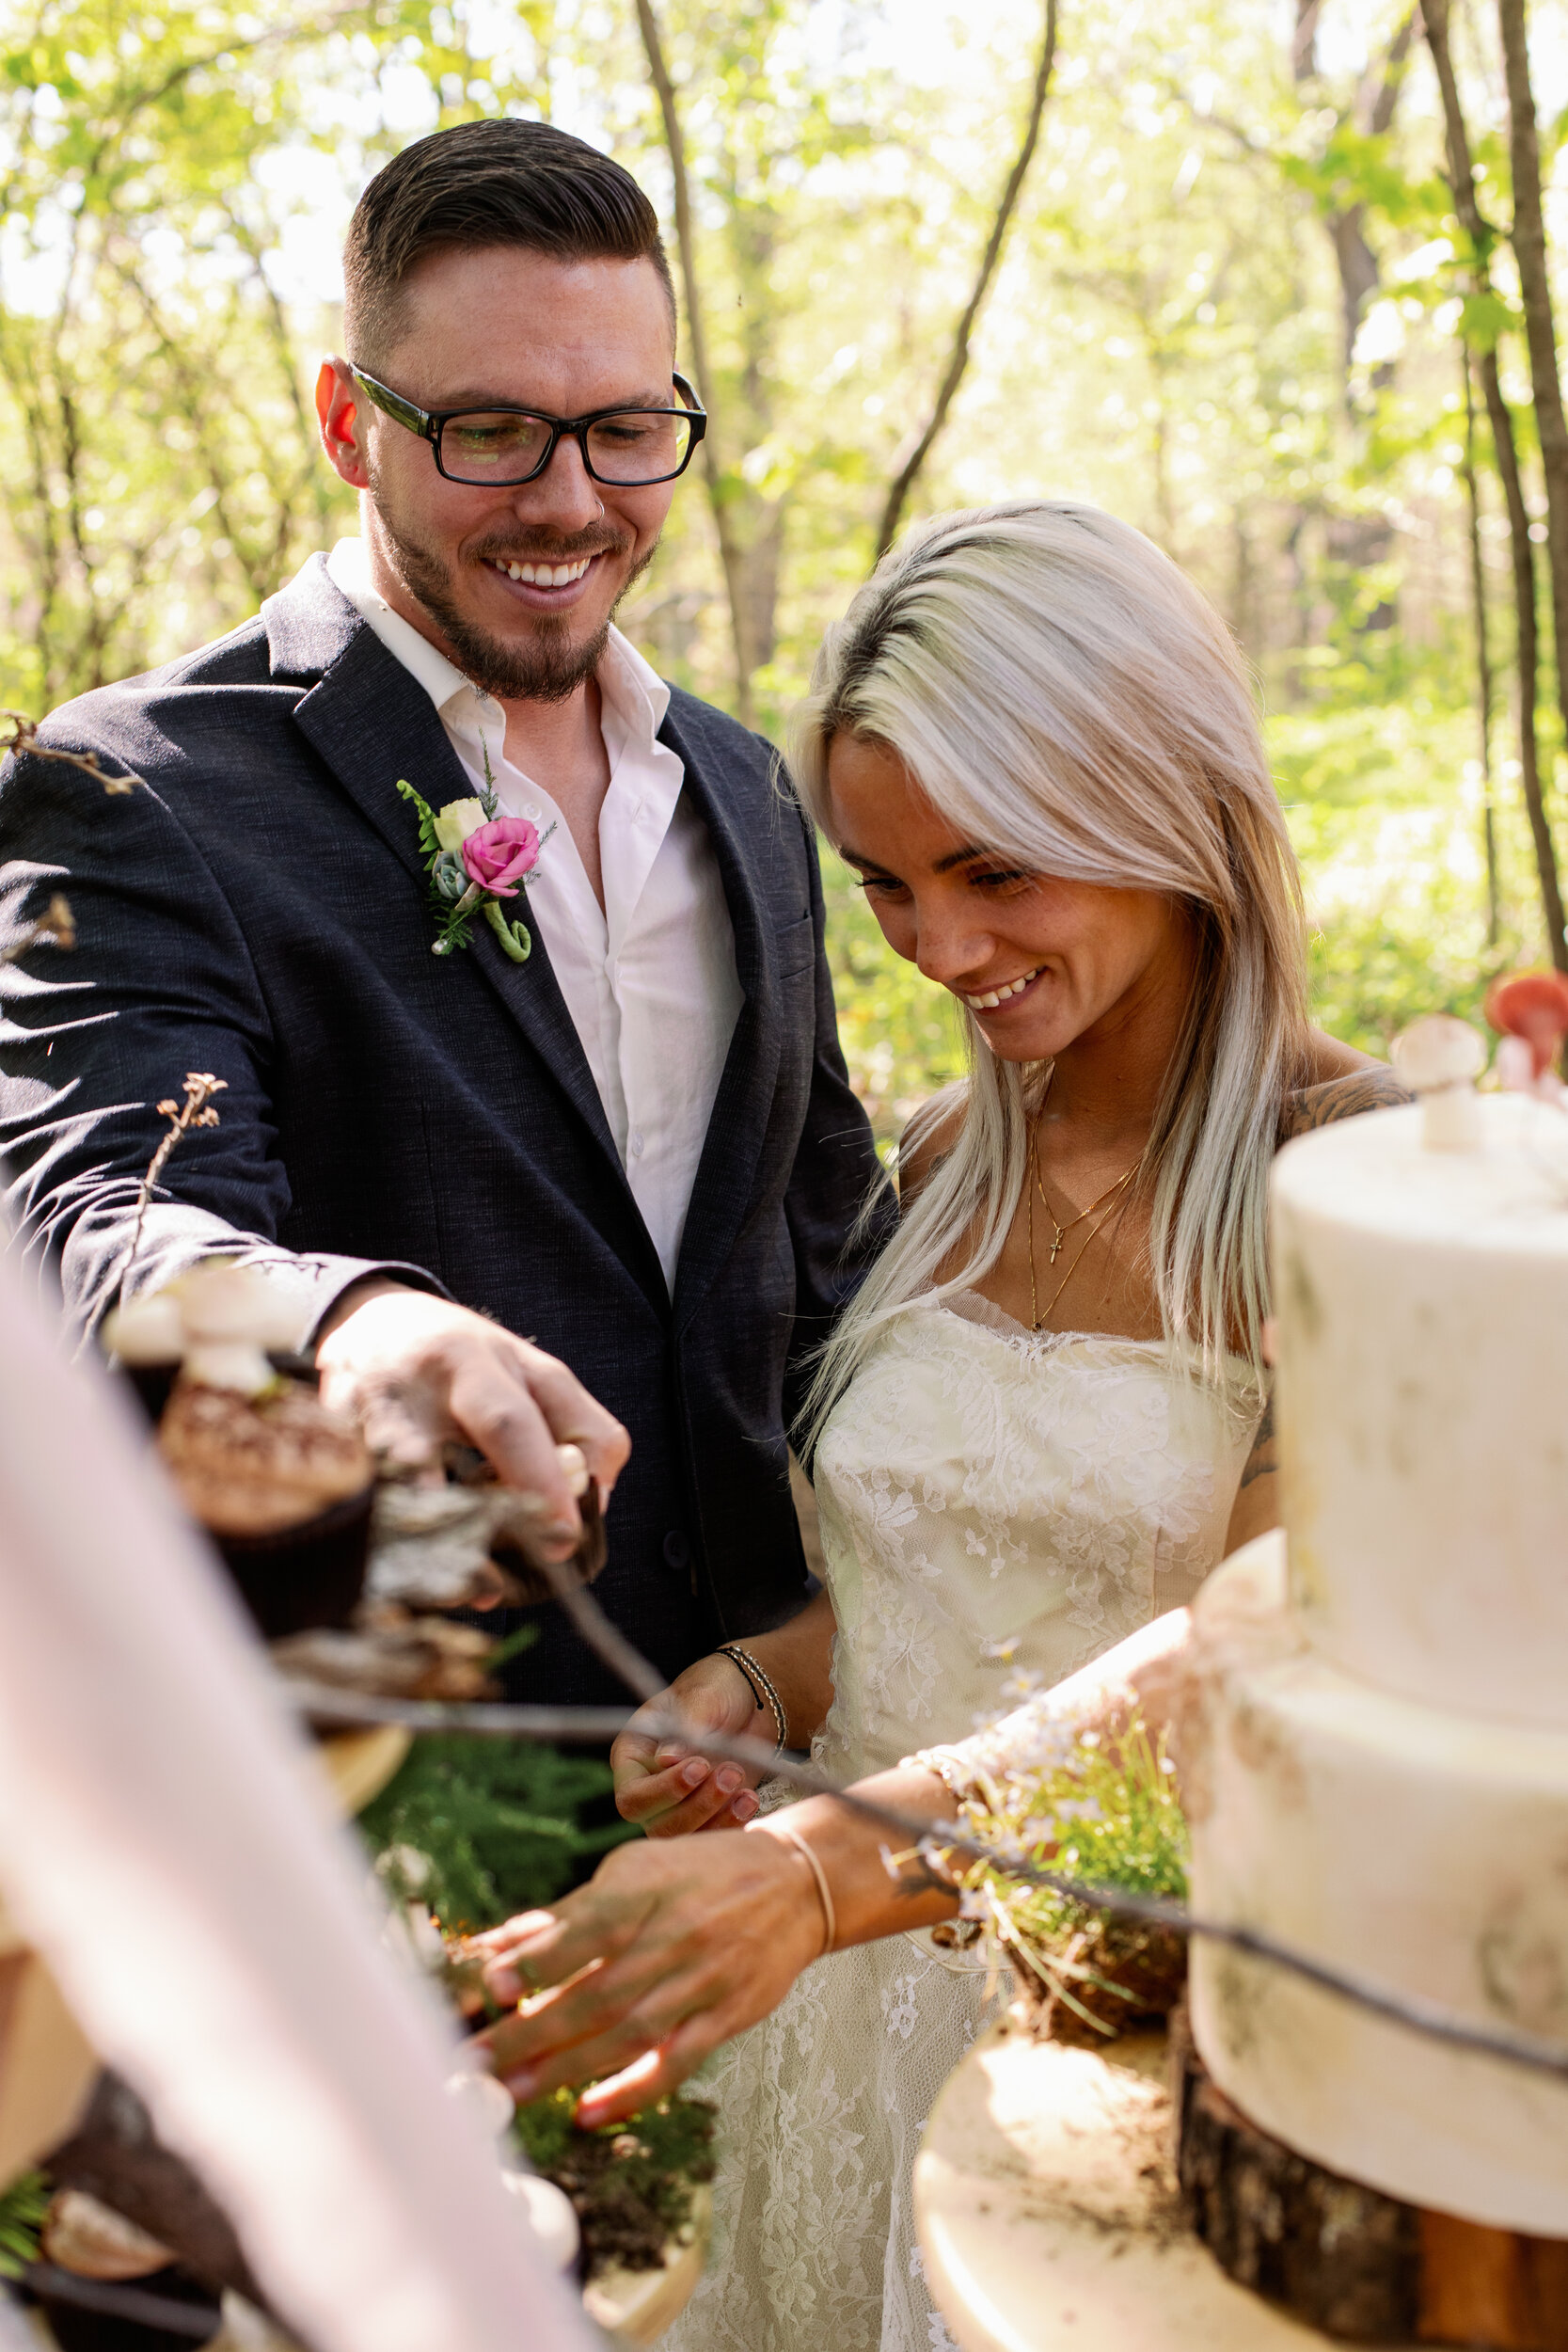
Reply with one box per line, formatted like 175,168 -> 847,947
5,0 -> 1568,1150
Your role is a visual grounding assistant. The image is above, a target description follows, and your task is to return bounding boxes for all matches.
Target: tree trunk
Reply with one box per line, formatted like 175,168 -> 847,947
631,0 -> 758,724
875,0 -> 1058,562
1423,0 -> 1568,968
1462,342 -> 1502,944
1498,0 -> 1568,922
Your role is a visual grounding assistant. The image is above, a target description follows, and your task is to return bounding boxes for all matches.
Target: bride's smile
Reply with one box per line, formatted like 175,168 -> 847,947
825,729 -> 1197,1077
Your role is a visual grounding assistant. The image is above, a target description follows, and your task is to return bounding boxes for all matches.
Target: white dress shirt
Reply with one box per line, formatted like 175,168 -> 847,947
326,537 -> 742,1291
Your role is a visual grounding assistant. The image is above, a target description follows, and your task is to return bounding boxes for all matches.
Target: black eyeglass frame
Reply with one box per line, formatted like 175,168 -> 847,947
347,364 -> 707,487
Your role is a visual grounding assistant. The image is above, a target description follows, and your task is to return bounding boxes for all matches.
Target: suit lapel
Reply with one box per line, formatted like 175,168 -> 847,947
663,701 -> 784,1333
267,561 -> 634,1194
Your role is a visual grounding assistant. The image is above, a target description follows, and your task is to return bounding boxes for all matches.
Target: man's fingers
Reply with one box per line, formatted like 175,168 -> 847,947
522,1351 -> 630,1498
447,1360 -> 580,1544
484,1968 -> 710,2106
574,2010 -> 729,2128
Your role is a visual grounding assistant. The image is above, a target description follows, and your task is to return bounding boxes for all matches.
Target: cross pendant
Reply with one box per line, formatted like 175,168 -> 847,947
1048,1232 -> 1064,1263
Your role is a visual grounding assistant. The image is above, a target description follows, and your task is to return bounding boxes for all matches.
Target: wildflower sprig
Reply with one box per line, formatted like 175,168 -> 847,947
944,1712 -> 1190,2036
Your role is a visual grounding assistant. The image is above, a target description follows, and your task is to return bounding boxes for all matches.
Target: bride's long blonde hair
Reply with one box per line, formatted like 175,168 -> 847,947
792,500 -> 1310,1439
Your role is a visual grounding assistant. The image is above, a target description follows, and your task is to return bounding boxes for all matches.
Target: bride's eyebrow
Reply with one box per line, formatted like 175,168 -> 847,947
838,843 -> 990,875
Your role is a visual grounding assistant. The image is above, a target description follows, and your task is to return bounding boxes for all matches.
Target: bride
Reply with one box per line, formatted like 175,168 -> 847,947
470,501 -> 1406,2352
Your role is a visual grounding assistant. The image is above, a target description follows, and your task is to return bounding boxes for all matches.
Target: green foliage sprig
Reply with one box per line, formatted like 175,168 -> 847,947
0,2168 -> 49,2279
358,1734 -> 635,1935
949,1713 -> 1189,2037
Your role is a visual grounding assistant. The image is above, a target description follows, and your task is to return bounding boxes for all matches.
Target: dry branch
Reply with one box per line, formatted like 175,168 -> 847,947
127,1073 -> 228,1273
1,710 -> 145,795
875,0 -> 1059,561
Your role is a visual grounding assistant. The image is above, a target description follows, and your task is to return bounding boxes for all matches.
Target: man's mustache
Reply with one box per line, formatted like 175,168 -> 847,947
470,531 -> 628,565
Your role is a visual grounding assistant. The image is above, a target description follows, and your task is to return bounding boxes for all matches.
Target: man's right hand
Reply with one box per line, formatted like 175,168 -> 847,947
315,1279 -> 628,1558
610,1653 -> 765,1836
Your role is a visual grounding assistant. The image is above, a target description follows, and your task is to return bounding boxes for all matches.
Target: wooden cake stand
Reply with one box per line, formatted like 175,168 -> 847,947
916,2007 -> 1568,2352
913,2010 -> 1394,2352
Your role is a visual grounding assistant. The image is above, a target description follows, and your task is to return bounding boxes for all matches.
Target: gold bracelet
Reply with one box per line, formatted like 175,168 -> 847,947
717,1642 -> 787,1755
764,1820 -> 837,1958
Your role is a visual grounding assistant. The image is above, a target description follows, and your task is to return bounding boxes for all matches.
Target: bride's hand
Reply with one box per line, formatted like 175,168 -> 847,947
610,1654 -> 765,1836
466,1826 -> 823,2124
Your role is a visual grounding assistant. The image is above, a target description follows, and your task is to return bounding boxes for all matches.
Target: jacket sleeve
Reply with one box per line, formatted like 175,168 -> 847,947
779,794 -> 897,1458
0,731 -> 444,1342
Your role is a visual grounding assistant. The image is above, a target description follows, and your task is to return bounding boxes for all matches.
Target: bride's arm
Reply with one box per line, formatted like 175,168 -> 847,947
471,1609 -> 1196,2124
610,1589 -> 839,1837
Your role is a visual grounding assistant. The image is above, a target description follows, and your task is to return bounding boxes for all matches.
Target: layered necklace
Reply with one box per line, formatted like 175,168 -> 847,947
1025,1078 -> 1142,1331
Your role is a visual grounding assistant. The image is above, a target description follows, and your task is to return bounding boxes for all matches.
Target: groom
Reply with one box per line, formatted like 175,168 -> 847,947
0,119 -> 888,1705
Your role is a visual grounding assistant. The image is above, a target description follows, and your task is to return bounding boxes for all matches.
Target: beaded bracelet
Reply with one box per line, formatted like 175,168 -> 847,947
717,1642 -> 788,1755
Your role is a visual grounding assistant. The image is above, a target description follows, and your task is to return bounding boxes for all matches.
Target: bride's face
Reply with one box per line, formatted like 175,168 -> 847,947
825,734 -> 1191,1065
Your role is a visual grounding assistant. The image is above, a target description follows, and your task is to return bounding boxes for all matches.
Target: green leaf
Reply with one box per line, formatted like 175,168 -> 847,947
395,779 -> 441,865
0,2168 -> 50,2279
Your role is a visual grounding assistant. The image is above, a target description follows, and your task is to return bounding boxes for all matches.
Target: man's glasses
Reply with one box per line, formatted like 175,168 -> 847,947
348,366 -> 707,488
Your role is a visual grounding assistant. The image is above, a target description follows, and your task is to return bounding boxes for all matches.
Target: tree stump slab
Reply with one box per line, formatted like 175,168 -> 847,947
1173,2007 -> 1568,2351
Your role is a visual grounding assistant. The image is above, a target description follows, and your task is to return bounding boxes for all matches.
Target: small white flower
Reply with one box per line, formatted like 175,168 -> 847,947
432,797 -> 490,851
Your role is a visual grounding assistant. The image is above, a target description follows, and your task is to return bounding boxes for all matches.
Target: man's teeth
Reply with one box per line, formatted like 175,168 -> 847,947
962,967 -> 1040,1010
492,556 -> 592,586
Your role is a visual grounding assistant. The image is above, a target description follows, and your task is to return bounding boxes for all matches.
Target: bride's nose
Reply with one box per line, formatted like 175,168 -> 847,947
912,901 -> 997,991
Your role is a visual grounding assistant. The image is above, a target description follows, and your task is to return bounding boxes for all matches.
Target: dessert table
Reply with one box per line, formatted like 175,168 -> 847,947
913,2010 -> 1387,2352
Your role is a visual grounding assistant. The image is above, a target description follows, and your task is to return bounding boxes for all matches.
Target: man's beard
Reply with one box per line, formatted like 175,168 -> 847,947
367,484 -> 656,705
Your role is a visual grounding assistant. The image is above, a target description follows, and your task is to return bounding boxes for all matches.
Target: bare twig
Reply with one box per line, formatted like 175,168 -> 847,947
1,710 -> 146,795
0,894 -> 74,968
875,0 -> 1059,560
281,1678 -> 1568,2086
127,1073 -> 228,1272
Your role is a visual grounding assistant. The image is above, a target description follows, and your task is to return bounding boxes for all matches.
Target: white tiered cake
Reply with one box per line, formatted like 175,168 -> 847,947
1187,1087 -> 1568,2236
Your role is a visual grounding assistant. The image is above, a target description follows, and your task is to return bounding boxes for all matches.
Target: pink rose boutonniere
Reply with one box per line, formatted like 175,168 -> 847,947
461,816 -> 540,897
395,761 -> 554,964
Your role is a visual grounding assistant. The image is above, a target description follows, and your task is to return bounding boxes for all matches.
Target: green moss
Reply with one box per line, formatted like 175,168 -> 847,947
513,2089 -> 718,2276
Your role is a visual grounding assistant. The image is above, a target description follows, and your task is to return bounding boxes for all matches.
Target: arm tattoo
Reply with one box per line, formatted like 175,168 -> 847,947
1238,1389 -> 1276,1491
1283,1066 -> 1413,1139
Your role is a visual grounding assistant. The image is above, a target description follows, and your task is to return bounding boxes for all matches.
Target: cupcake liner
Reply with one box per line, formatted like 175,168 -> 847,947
213,1483 -> 373,1641
33,2264 -> 223,2352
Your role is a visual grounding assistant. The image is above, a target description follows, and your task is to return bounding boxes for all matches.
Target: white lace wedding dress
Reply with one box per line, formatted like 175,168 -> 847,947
666,1290 -> 1261,2352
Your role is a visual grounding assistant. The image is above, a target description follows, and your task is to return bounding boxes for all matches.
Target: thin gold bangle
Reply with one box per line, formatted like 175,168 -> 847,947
767,1820 -> 837,1957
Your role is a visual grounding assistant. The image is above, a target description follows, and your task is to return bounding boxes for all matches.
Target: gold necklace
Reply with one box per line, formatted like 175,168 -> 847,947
1026,1111 -> 1141,1331
1030,1091 -> 1140,1264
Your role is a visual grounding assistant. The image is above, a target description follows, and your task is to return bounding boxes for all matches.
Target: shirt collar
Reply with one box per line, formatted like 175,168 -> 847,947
325,535 -> 670,750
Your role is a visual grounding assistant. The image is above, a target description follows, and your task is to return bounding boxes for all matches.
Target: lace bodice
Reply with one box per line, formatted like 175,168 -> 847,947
669,1295 -> 1260,2352
813,1291 -> 1262,1784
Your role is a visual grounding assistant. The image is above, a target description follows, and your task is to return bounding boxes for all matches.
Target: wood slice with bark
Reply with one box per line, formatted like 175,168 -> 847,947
1171,2004 -> 1568,2349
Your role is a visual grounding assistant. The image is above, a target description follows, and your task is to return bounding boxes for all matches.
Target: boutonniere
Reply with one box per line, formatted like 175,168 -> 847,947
396,756 -> 553,964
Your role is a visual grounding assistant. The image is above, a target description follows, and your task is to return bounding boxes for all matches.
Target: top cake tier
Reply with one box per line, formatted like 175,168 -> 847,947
1274,1090 -> 1568,1728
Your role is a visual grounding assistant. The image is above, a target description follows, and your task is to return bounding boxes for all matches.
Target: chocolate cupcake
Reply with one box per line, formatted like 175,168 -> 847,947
157,1377 -> 374,1640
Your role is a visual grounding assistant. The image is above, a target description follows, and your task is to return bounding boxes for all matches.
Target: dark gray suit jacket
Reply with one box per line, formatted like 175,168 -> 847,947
0,556 -> 892,1703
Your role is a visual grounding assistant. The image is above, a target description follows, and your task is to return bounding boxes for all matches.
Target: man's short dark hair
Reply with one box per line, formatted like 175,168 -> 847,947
343,118 -> 675,364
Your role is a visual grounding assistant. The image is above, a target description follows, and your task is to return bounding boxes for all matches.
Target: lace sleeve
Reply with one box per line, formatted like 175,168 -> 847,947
902,1689 -> 1079,1807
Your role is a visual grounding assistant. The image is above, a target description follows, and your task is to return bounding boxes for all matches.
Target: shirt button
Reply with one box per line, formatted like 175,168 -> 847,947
629,1130 -> 644,1156
522,802 -> 542,820
662,1530 -> 691,1571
